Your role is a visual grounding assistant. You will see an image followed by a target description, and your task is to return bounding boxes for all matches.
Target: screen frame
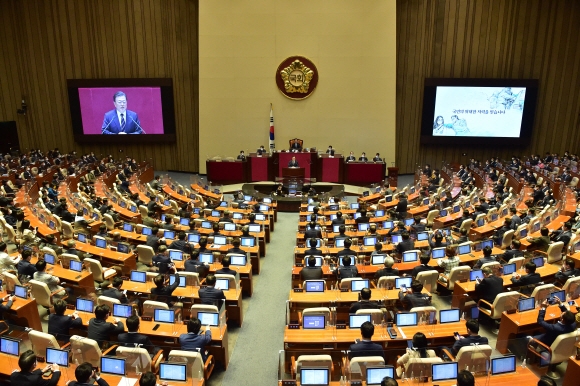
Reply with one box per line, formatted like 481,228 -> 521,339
420,78 -> 539,146
67,78 -> 176,144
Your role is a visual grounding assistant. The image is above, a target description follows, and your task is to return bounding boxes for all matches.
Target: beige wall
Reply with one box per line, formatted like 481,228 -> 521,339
199,0 -> 396,174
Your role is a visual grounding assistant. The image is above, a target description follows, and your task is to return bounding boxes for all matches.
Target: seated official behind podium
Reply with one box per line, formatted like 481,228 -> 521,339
88,304 -> 125,348
68,362 -> 109,386
257,145 -> 266,155
179,318 -> 212,362
290,139 -> 302,151
118,315 -> 160,357
373,153 -> 382,162
237,150 -> 246,160
288,156 -> 299,167
345,151 -> 356,162
300,256 -> 323,281
326,146 -> 335,156
10,349 -> 61,386
199,274 -> 226,308
48,299 -> 83,343
349,288 -> 381,313
359,152 -> 368,162
398,280 -> 431,310
348,321 -> 385,360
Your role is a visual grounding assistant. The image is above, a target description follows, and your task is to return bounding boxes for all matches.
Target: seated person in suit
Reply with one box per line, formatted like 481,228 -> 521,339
101,277 -> 129,304
499,239 -> 524,263
396,332 -> 437,377
411,255 -> 436,278
257,145 -> 266,155
474,267 -> 503,307
48,299 -> 83,343
290,139 -> 302,151
410,216 -> 425,233
199,274 -> 226,308
359,152 -> 368,162
348,321 -> 385,360
529,297 -> 576,353
68,362 -> 109,386
428,232 -> 448,249
473,246 -> 496,269
527,227 -> 551,252
145,227 -> 164,253
161,215 -> 175,230
453,211 -> 472,232
17,249 -> 37,280
346,151 -> 356,162
374,255 -> 399,279
288,156 -> 299,167
179,317 -> 212,362
373,153 -> 382,162
209,223 -> 222,237
335,255 -> 359,279
326,145 -> 335,156
371,242 -> 384,256
216,255 -> 239,279
219,210 -> 234,224
118,315 -> 160,356
33,260 -> 68,297
184,251 -> 209,277
0,294 -> 14,321
305,221 -> 322,239
227,237 -> 245,254
510,261 -> 541,294
153,245 -> 174,274
396,232 -> 415,255
237,150 -> 246,160
337,238 -> 355,259
455,228 -> 470,244
448,319 -> 489,356
331,211 -> 345,225
10,349 -> 61,386
355,209 -> 370,224
349,287 -> 382,313
387,221 -> 406,237
305,238 -> 323,256
492,218 -> 512,246
168,231 -> 193,254
87,304 -> 125,348
555,258 -> 579,284
300,256 -> 323,281
151,272 -> 181,305
398,280 -> 431,310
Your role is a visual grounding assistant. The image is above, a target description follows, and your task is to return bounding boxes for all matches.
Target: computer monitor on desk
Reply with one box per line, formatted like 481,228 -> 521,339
100,357 -> 126,376
349,314 -> 371,328
366,366 -> 395,386
154,309 -> 175,323
491,355 -> 516,375
395,312 -> 418,327
159,362 -> 187,382
432,362 -> 458,382
130,270 -> 146,283
300,367 -> 330,386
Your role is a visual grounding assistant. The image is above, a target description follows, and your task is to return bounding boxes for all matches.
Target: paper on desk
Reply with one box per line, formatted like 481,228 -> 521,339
118,377 -> 139,386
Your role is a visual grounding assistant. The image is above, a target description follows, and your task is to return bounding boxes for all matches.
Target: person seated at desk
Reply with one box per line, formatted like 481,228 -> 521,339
337,238 -> 355,258
199,274 -> 226,309
73,209 -> 91,234
305,221 -> 322,240
153,245 -> 174,275
455,228 -> 470,244
396,232 -> 415,255
225,238 -> 244,255
331,211 -> 345,225
17,249 -> 37,280
438,246 -> 460,283
209,222 -> 222,237
473,246 -> 496,269
168,231 -> 193,254
290,139 -> 302,152
305,238 -> 322,256
0,294 -> 14,322
335,224 -> 347,238
411,255 -> 436,278
34,260 -> 68,298
509,207 -> 522,229
527,227 -> 551,252
446,319 -> 489,357
161,215 -> 175,231
288,156 -> 299,167
300,256 -> 323,281
10,349 -> 61,386
374,256 -> 399,279
48,299 -> 82,343
40,234 -> 63,256
101,277 -> 129,304
356,209 -> 370,224
0,241 -> 20,273
151,272 -> 181,303
257,145 -> 266,155
387,221 -> 406,237
492,218 -> 512,246
410,217 -> 425,233
326,146 -> 335,156
551,222 -> 573,247
453,211 -> 471,232
141,210 -> 159,229
147,194 -> 162,213
396,332 -> 436,377
138,372 -> 158,386
237,150 -> 246,160
349,288 -> 382,313
359,152 -> 368,162
68,362 -> 109,386
219,210 -> 234,224
530,297 -> 576,349
196,236 -> 211,254
371,242 -> 384,257
335,255 -> 358,279
346,152 -> 356,162
511,261 -> 541,293
399,280 -> 431,310
216,255 -> 239,279
348,321 -> 385,360
555,258 -> 579,284
88,304 -> 125,348
474,267 -> 503,308
499,239 -> 523,264
146,227 -> 165,253
179,318 -> 212,362
395,194 -> 408,220
118,315 -> 160,357
428,231 -> 448,250
373,153 -> 382,162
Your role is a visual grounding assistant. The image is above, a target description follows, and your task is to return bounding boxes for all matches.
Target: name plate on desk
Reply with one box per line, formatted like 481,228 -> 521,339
293,288 -> 303,292
141,316 -> 152,321
288,324 -> 300,329
336,323 -> 346,329
341,288 -> 349,292
350,382 -> 362,386
295,263 -> 303,267
506,308 -> 516,314
281,381 -> 296,386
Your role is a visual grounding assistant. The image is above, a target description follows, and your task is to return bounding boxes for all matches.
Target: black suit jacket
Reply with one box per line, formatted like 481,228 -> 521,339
87,318 -> 125,346
349,300 -> 382,314
536,306 -> 577,346
304,229 -> 322,239
300,266 -> 323,280
48,314 -> 83,342
101,110 -> 143,134
118,332 -> 159,354
510,272 -> 541,286
348,340 -> 384,360
475,275 -> 504,304
68,379 -> 109,386
199,286 -> 226,308
101,287 -> 129,304
10,369 -> 61,386
451,335 -> 489,355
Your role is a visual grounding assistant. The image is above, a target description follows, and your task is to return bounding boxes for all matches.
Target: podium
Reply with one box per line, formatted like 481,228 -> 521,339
282,167 -> 305,179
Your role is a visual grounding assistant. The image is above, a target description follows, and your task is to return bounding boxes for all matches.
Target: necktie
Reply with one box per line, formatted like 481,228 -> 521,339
120,113 -> 126,132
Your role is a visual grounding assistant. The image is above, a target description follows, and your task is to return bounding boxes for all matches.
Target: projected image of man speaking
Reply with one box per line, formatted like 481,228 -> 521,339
101,91 -> 145,134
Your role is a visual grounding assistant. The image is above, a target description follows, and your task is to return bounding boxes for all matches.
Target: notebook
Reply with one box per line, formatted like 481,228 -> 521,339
76,298 -> 94,313
141,227 -> 153,236
169,275 -> 186,287
199,253 -> 214,264
366,366 -> 395,385
77,233 -> 87,243
364,236 -> 377,246
395,277 -> 412,289
230,255 -> 246,266
169,250 -> 183,261
417,232 -> 429,241
188,233 -> 201,243
391,235 -> 402,243
371,254 -> 386,265
402,251 -> 418,263
117,243 -> 130,254
164,231 -> 175,239
241,236 -> 255,247
46,347 -> 69,366
0,337 -> 19,356
14,285 -> 27,299
95,238 -> 107,249
69,260 -> 83,272
502,263 -> 516,275
470,270 -> 483,281
358,223 -> 370,232
44,253 -> 55,265
351,279 -> 370,292
113,304 -> 133,318
518,297 -> 535,312
215,279 -> 229,290
457,244 -> 471,255
123,223 -> 133,232
300,367 -> 330,386
432,248 -> 446,259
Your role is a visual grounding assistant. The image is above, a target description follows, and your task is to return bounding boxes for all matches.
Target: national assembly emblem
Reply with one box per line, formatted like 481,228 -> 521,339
276,56 -> 319,100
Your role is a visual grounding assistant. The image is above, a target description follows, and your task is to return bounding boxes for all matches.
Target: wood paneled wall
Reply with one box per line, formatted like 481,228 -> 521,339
396,0 -> 580,174
0,0 -> 199,172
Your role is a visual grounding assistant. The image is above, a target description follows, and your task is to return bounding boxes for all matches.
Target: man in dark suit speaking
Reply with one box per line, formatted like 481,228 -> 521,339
101,91 -> 144,134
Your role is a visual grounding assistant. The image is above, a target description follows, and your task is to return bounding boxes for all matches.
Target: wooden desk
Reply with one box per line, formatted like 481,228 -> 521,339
21,207 -> 60,243
432,211 -> 463,229
518,214 -> 571,248
0,290 -> 42,331
496,302 -> 576,354
451,264 -> 560,308
563,355 -> 580,386
173,261 -> 254,297
119,282 -> 243,327
427,247 -> 505,268
67,240 -> 137,273
31,257 -> 94,294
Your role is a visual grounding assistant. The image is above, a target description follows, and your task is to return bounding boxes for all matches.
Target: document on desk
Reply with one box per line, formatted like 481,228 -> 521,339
118,377 -> 139,386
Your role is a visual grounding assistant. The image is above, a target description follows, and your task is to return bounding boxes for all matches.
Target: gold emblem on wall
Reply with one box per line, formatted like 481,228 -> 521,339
276,56 -> 318,100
